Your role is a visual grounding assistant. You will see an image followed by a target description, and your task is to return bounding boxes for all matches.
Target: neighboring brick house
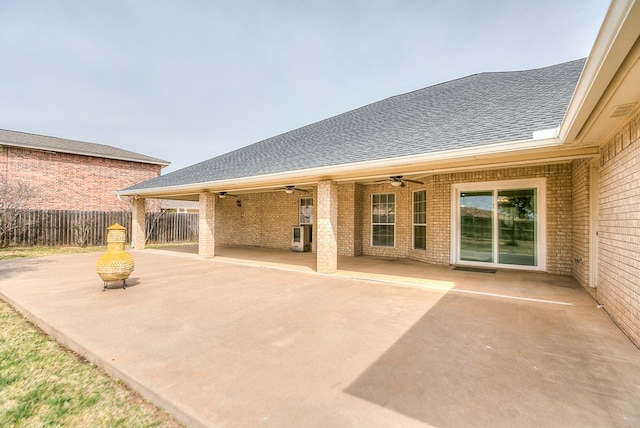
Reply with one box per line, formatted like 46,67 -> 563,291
119,1 -> 640,347
0,129 -> 169,211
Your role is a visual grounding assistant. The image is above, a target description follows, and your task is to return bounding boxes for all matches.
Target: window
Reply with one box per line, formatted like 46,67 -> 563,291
413,190 -> 426,250
372,193 -> 395,247
299,197 -> 313,242
299,198 -> 313,225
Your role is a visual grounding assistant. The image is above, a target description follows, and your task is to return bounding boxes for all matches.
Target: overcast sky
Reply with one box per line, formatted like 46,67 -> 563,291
1,0 -> 610,173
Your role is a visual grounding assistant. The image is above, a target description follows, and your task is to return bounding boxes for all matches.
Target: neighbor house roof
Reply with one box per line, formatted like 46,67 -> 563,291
124,58 -> 586,192
0,129 -> 170,166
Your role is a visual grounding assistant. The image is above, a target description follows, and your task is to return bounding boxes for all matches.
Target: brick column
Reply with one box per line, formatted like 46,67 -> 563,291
337,183 -> 363,256
131,197 -> 146,250
317,180 -> 338,274
199,192 -> 216,258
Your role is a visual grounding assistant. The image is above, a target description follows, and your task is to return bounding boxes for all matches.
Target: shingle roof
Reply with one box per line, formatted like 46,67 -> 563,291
126,58 -> 586,191
0,129 -> 169,166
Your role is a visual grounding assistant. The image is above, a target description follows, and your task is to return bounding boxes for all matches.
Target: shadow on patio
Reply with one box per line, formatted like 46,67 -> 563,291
344,287 -> 640,426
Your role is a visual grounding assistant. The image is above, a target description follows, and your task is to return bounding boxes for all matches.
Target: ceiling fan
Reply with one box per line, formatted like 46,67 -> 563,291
375,176 -> 424,187
282,185 -> 309,194
217,191 -> 238,198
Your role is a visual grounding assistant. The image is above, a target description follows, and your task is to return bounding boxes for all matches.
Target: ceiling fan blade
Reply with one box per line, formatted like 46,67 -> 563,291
403,179 -> 424,185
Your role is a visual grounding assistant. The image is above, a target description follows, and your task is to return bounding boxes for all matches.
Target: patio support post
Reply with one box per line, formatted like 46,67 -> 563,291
131,197 -> 146,250
199,191 -> 216,258
317,180 -> 338,274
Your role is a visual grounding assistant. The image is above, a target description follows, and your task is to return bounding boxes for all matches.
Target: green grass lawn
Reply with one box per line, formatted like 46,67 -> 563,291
0,246 -> 106,260
0,246 -> 184,427
0,302 -> 183,427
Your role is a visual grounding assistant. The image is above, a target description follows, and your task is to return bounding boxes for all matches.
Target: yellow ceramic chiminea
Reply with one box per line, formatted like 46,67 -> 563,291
96,223 -> 135,291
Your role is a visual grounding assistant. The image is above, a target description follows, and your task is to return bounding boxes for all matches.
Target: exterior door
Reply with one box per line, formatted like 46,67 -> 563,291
452,179 -> 546,270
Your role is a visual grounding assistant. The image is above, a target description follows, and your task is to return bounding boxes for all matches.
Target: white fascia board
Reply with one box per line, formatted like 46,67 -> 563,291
559,0 -> 640,144
117,136 -> 560,197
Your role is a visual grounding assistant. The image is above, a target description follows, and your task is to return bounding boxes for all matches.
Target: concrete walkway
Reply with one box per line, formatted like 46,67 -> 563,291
1,248 -> 640,427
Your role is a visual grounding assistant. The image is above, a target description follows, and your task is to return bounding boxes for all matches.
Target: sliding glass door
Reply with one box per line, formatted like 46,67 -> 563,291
453,179 -> 545,270
497,189 -> 536,266
460,191 -> 494,263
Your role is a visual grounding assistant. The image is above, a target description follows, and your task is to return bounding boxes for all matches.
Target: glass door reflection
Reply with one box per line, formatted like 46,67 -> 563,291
460,191 -> 494,263
497,189 -> 536,266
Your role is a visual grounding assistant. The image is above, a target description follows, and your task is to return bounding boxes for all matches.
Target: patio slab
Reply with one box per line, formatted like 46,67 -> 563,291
1,249 -> 639,427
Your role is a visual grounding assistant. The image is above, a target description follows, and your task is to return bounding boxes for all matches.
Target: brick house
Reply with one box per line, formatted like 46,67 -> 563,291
119,1 -> 640,346
0,129 -> 169,211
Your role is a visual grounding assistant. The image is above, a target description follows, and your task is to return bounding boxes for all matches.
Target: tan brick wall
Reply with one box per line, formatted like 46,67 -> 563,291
131,197 -> 147,251
1,146 -> 162,211
358,165 -> 574,273
597,111 -> 640,347
338,183 -> 364,256
199,192 -> 216,258
317,180 -> 338,273
361,182 -> 415,258
207,164 -> 574,274
215,191 -> 308,250
215,193 -> 264,247
571,158 -> 591,288
429,174 -> 453,265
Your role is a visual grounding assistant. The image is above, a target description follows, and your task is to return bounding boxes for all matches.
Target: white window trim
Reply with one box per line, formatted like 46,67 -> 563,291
371,193 -> 396,248
299,197 -> 313,225
450,178 -> 546,271
413,190 -> 427,251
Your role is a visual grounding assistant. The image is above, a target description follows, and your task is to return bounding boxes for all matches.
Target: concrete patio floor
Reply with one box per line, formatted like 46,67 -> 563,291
1,246 -> 640,427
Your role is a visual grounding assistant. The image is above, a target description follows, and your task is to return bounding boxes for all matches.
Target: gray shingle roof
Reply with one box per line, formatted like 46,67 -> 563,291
126,58 -> 585,191
0,129 -> 169,166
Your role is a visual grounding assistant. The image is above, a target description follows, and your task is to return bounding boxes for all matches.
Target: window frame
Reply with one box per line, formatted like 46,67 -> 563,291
299,197 -> 313,225
450,178 -> 546,271
371,193 -> 396,247
413,190 -> 427,251
299,197 -> 313,243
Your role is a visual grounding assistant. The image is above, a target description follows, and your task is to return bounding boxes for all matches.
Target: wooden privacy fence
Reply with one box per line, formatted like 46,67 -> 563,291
0,210 -> 198,247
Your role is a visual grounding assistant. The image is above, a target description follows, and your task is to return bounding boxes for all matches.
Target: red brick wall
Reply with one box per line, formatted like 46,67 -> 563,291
1,146 -> 162,211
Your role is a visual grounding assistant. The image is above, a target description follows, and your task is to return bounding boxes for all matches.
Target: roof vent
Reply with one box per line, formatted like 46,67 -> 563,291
608,102 -> 637,119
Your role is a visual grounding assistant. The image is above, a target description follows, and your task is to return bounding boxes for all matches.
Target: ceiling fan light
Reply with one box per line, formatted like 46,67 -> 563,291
391,180 -> 403,187
285,189 -> 294,194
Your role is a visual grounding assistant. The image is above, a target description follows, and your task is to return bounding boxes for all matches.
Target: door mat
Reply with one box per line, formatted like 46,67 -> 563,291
452,266 -> 497,274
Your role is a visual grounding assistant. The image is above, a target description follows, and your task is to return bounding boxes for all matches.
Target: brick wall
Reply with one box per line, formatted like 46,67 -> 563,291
215,191 -> 306,250
361,182 -> 414,258
207,164 -> 574,274
338,183 -> 364,256
571,158 -> 591,289
1,146 -> 162,211
429,174 -> 452,265
358,164 -> 574,273
597,111 -> 640,347
316,180 -> 338,273
198,192 -> 216,258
